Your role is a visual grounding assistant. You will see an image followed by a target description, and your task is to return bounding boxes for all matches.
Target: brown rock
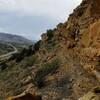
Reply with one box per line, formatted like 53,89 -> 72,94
7,93 -> 42,100
79,87 -> 100,100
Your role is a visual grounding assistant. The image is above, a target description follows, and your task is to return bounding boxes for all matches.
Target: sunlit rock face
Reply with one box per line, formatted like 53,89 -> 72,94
90,0 -> 100,16
80,0 -> 100,17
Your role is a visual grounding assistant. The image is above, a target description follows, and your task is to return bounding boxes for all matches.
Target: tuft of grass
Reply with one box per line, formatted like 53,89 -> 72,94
34,58 -> 60,88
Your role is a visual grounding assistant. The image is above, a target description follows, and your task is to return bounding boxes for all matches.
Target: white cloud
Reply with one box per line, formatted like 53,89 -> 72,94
0,0 -> 82,40
0,27 -> 8,32
0,0 -> 82,20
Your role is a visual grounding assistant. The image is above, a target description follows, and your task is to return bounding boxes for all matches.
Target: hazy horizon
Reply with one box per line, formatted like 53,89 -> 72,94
0,0 -> 82,40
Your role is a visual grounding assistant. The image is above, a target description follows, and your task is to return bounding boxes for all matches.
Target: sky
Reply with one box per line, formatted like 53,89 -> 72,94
0,0 -> 82,40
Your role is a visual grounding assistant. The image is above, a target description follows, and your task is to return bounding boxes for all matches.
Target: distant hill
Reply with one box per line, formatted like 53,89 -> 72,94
0,42 -> 14,55
0,33 -> 33,54
0,32 -> 33,45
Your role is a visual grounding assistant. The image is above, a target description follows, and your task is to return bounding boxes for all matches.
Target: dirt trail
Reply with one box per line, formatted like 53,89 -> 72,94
0,43 -> 18,60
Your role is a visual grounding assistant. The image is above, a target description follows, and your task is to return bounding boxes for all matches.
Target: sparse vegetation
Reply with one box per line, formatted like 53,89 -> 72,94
0,43 -> 13,55
10,45 -> 35,62
34,40 -> 41,52
34,58 -> 60,88
0,54 -> 39,98
19,55 -> 39,68
47,29 -> 54,40
0,62 -> 8,71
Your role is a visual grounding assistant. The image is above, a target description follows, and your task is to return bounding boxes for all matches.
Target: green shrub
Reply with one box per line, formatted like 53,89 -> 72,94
27,56 -> 38,66
0,62 -> 8,71
18,55 -> 39,68
47,29 -> 53,40
34,40 -> 41,51
34,58 -> 60,88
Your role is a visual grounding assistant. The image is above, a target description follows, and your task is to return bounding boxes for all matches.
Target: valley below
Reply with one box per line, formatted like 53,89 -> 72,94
0,43 -> 18,61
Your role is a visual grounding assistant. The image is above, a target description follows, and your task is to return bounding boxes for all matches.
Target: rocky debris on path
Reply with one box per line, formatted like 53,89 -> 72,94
7,93 -> 42,100
79,87 -> 100,100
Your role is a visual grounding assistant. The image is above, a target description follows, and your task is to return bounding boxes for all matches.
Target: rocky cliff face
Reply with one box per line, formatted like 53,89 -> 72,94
0,0 -> 100,100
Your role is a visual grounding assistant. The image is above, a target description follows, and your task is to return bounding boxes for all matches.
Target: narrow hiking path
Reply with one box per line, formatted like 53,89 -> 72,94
0,43 -> 18,61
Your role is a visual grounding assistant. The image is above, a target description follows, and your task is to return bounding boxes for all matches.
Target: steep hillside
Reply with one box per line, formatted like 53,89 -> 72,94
0,0 -> 100,100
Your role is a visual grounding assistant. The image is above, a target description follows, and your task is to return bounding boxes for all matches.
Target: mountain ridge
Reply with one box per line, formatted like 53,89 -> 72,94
0,32 -> 34,55
0,32 -> 33,45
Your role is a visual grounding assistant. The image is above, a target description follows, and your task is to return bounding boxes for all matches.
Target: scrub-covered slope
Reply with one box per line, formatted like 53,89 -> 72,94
0,0 -> 100,100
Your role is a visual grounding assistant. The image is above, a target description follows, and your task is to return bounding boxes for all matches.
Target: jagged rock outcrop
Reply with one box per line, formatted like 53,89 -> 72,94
31,0 -> 100,99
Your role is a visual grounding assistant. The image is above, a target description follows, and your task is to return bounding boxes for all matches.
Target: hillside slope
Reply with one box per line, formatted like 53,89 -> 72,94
0,33 -> 32,45
0,0 -> 100,100
0,43 -> 14,55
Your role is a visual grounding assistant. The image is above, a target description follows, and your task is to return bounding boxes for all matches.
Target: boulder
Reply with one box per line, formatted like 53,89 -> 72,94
79,87 -> 100,100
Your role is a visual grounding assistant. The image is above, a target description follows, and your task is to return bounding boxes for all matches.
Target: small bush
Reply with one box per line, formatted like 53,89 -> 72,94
0,62 -> 8,71
17,55 -> 39,69
47,29 -> 53,40
24,56 -> 38,67
34,58 -> 60,88
34,40 -> 41,52
15,53 -> 24,62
